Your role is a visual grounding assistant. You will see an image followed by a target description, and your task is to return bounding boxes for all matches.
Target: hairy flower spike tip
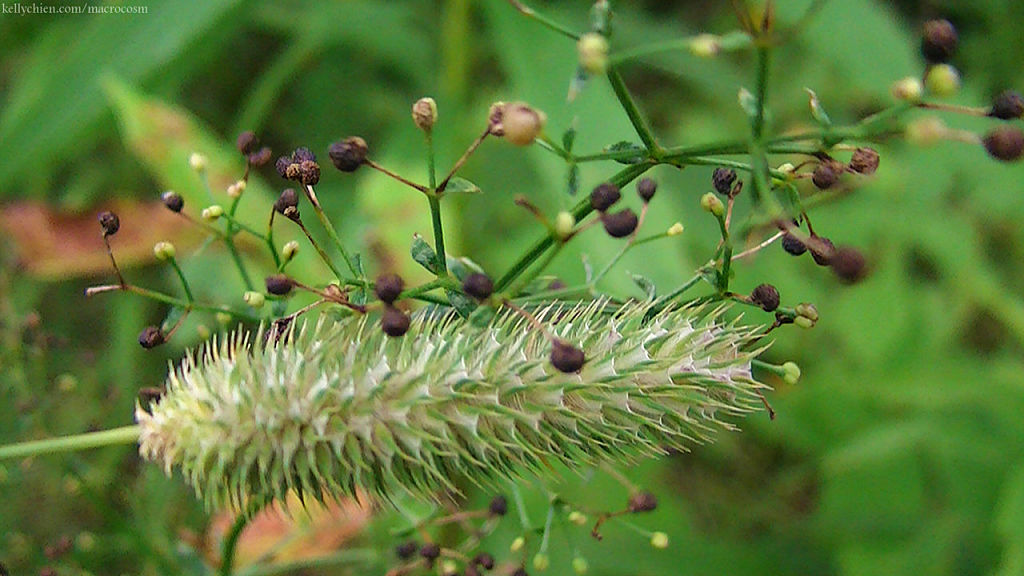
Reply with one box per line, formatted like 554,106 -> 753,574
136,300 -> 772,508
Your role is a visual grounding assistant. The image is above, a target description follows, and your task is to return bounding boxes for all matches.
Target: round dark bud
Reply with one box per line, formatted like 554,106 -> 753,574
589,182 -> 621,212
849,147 -> 880,175
381,306 -> 411,337
329,137 -> 369,172
601,208 -> 639,238
809,236 -> 836,266
811,161 -> 841,189
161,191 -> 184,213
265,274 -> 294,296
297,159 -> 320,185
511,568 -> 528,576
395,540 -> 418,560
921,19 -> 958,64
712,167 -> 737,195
983,126 -> 1024,162
750,283 -> 781,312
628,491 -> 658,513
474,552 -> 496,570
275,155 -> 292,178
989,90 -> 1024,120
636,178 -> 657,202
98,211 -> 120,236
462,273 -> 494,300
550,339 -> 585,373
419,543 -> 441,561
374,273 -> 405,304
489,495 -> 508,516
292,147 -> 316,163
781,233 -> 807,256
138,325 -> 165,349
247,146 -> 273,167
274,188 -> 300,218
830,246 -> 868,284
236,131 -> 259,155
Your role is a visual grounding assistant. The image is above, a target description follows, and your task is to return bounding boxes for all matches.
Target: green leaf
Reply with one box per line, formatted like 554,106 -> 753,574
443,177 -> 481,195
446,256 -> 485,282
562,125 -> 577,153
446,289 -> 476,318
604,141 -> 646,164
568,163 -> 580,195
804,88 -> 832,127
630,273 -> 657,300
410,234 -> 439,275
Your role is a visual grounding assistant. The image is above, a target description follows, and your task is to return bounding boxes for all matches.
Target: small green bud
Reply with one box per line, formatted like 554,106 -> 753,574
533,553 -> 550,572
667,222 -> 685,236
244,291 -> 265,309
782,362 -> 801,385
189,152 -> 207,171
689,33 -> 720,58
700,192 -> 725,217
572,557 -> 589,575
153,241 -> 176,261
924,63 -> 960,97
795,302 -> 819,323
650,532 -> 669,549
282,240 -> 299,260
568,510 -> 587,525
201,205 -> 224,221
577,32 -> 609,75
510,536 -> 526,552
555,211 -> 575,239
412,97 -> 438,132
891,77 -> 923,102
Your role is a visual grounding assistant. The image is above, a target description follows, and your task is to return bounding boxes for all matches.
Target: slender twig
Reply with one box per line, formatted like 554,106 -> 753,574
0,425 -> 140,461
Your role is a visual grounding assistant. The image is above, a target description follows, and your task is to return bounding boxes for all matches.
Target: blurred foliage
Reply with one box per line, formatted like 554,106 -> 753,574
1,1 -> 1024,575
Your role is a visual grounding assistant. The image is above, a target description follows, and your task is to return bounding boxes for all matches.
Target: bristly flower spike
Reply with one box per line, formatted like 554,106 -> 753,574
137,300 -> 773,509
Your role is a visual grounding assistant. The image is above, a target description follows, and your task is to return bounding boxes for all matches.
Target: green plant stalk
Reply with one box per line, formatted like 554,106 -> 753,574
235,550 -> 380,576
224,194 -> 256,291
507,0 -> 579,40
219,501 -> 265,576
607,66 -> 661,155
425,131 -> 448,275
305,185 -> 359,279
0,425 -> 140,461
494,163 -> 651,291
167,257 -> 196,304
503,240 -> 564,298
611,30 -> 753,63
86,284 -> 260,322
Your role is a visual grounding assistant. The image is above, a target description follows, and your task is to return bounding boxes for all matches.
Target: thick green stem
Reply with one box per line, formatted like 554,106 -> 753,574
0,425 -> 140,461
305,185 -> 359,279
607,66 -> 661,155
425,132 -> 448,275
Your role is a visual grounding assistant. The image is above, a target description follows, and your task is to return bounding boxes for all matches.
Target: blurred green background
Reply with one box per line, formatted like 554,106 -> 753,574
2,1 -> 1024,575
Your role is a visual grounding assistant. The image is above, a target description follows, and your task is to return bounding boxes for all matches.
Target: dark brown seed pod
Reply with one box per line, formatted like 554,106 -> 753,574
921,19 -> 958,64
138,326 -> 165,349
550,339 -> 585,373
628,491 -> 658,513
419,543 -> 441,562
830,246 -> 868,284
236,131 -> 259,155
328,137 -> 368,172
395,541 -> 418,560
297,159 -> 320,185
849,147 -> 880,175
636,178 -> 657,202
601,208 -> 638,238
474,553 -> 496,570
274,188 -> 300,219
374,273 -> 405,304
811,161 -> 841,189
275,156 -> 292,178
489,495 -> 508,516
265,274 -> 294,296
381,306 -> 411,337
809,236 -> 836,266
982,126 -> 1024,162
161,191 -> 184,213
712,167 -> 737,195
293,147 -> 316,163
781,233 -> 807,256
590,182 -> 621,212
247,146 -> 273,167
989,90 -> 1024,120
98,211 -> 120,236
462,273 -> 494,300
750,283 -> 781,312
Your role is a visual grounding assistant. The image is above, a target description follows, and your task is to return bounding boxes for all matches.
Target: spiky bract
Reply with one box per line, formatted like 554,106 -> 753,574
136,300 -> 769,509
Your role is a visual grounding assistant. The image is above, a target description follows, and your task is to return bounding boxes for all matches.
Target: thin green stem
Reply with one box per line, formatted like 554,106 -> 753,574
506,0 -> 579,40
219,502 -> 266,576
166,258 -> 196,304
504,241 -> 564,298
224,194 -> 255,291
304,185 -> 360,279
0,425 -> 140,461
611,30 -> 753,63
607,66 -> 661,155
425,132 -> 448,275
234,550 -> 380,576
494,163 -> 652,292
85,283 -> 260,322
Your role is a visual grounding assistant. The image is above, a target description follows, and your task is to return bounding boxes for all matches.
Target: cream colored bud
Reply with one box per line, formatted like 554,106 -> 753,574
282,240 -> 300,260
227,180 -> 246,198
689,33 -> 720,58
891,77 -> 923,102
510,536 -> 525,552
202,205 -> 224,221
577,32 -> 609,75
700,192 -> 725,217
782,361 -> 801,385
412,97 -> 438,132
905,117 -> 948,146
501,102 -> 547,146
244,291 -> 265,309
667,222 -> 685,236
153,241 -> 176,261
189,152 -> 207,171
533,553 -> 550,571
572,557 -> 589,575
650,531 -> 670,549
924,63 -> 960,97
568,510 -> 588,525
555,211 -> 575,239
